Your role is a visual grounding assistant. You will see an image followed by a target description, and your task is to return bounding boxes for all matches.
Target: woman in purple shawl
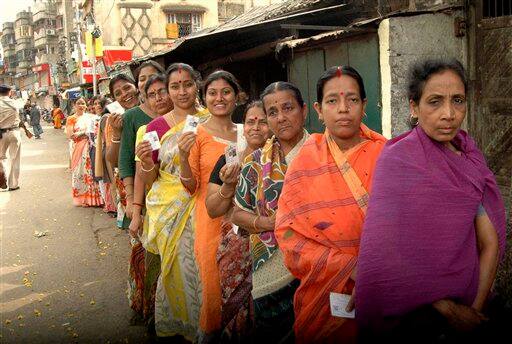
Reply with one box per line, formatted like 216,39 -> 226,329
356,59 -> 506,341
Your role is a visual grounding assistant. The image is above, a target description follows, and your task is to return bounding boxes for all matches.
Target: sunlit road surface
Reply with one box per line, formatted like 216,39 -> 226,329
0,125 -> 148,343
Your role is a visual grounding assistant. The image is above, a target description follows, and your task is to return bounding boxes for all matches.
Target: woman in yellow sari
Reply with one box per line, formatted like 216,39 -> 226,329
136,63 -> 209,341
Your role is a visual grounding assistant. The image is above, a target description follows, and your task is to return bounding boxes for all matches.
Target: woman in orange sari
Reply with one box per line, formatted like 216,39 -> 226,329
179,70 -> 246,341
66,97 -> 103,207
275,66 -> 387,343
52,104 -> 65,129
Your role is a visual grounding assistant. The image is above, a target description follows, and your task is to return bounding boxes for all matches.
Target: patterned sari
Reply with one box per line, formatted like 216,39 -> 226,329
235,137 -> 287,271
141,111 -> 209,341
68,113 -> 102,207
234,131 -> 309,342
275,126 -> 386,343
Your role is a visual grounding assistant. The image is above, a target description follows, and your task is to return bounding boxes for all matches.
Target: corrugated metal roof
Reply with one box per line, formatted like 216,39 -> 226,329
118,0 -> 347,67
275,27 -> 374,54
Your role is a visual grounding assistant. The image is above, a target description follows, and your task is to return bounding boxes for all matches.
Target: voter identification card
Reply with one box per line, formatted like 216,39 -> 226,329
106,101 -> 125,115
183,115 -> 200,134
225,144 -> 238,165
143,131 -> 161,151
329,292 -> 355,319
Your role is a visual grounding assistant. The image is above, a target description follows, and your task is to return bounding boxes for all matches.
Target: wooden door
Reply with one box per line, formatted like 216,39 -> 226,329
288,34 -> 382,134
470,0 -> 512,205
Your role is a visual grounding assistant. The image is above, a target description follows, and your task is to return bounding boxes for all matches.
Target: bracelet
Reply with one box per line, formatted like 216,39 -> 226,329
252,215 -> 260,232
218,187 -> 233,199
111,137 -> 121,143
180,175 -> 192,182
132,202 -> 144,208
140,163 -> 155,172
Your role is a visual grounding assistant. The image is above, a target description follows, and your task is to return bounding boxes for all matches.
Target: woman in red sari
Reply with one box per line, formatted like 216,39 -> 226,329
275,66 -> 386,343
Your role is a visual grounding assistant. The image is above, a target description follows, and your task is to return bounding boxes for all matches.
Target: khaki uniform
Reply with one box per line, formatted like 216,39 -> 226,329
0,96 -> 23,189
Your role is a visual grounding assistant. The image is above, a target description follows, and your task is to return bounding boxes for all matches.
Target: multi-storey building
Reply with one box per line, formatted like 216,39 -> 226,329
83,0 -> 220,58
32,0 -> 59,92
55,0 -> 80,87
14,11 -> 35,74
1,22 -> 17,77
14,10 -> 36,90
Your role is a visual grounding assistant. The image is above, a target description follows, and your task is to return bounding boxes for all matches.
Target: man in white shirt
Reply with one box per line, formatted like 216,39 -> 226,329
0,84 -> 26,191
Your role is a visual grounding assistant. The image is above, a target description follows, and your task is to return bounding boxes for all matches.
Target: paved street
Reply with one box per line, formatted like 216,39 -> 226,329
0,125 -> 148,343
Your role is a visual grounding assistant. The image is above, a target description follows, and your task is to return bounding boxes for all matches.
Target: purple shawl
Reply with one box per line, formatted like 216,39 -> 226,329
355,126 -> 506,328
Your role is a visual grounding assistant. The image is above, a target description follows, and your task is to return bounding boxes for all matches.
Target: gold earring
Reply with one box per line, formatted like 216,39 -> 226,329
409,114 -> 419,127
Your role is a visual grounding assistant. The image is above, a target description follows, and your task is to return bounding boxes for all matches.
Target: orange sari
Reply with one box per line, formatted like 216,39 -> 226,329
188,125 -> 236,337
67,113 -> 103,207
52,108 -> 65,129
275,125 -> 386,343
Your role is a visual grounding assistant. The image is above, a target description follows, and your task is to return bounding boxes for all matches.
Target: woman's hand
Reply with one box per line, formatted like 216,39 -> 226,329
178,132 -> 197,159
219,163 -> 241,186
109,113 -> 123,138
129,213 -> 143,238
136,140 -> 154,170
125,200 -> 133,220
433,299 -> 487,332
72,131 -> 87,140
258,214 -> 276,232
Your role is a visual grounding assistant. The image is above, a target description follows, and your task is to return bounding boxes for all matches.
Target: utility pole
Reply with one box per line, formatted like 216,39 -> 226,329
92,36 -> 97,96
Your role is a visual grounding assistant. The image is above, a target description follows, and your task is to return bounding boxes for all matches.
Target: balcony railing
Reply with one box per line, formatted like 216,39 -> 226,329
18,61 -> 32,70
33,11 -> 51,24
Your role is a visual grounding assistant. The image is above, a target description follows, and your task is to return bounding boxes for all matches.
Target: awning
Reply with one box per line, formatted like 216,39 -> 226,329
160,4 -> 208,13
61,87 -> 81,100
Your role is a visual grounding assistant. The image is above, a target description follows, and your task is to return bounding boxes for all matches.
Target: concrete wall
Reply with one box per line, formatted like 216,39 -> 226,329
244,0 -> 284,7
378,11 -> 467,138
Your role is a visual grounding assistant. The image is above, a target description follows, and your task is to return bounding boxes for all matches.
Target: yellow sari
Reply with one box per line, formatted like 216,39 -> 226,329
137,110 -> 209,340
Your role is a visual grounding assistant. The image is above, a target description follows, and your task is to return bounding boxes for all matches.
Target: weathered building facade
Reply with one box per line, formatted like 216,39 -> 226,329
88,0 -> 220,57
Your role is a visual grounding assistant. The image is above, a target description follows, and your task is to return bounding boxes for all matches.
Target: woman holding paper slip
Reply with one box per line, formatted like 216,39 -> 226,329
135,63 -> 209,341
205,100 -> 270,341
178,70 -> 247,341
274,67 -> 386,343
66,97 -> 103,207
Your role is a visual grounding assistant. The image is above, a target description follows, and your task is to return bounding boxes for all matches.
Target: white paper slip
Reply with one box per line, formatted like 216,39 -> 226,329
329,292 -> 355,319
225,144 -> 238,165
143,131 -> 161,151
183,115 -> 200,134
106,101 -> 125,115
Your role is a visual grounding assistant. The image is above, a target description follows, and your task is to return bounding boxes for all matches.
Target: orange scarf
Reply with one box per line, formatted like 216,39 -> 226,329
276,124 -> 386,343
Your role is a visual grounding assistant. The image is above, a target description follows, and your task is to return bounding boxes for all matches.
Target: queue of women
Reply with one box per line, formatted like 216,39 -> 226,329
65,58 -> 506,343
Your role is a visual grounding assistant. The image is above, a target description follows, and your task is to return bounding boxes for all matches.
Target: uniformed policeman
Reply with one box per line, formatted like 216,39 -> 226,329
0,84 -> 29,191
